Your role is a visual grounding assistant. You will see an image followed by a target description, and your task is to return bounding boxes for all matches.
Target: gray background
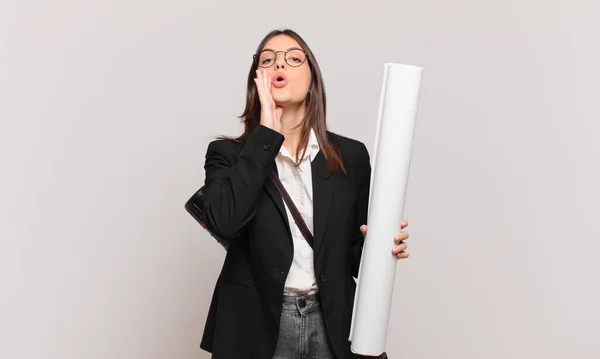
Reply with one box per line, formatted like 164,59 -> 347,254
1,0 -> 599,358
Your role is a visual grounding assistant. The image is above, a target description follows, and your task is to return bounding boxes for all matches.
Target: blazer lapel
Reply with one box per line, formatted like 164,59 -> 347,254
311,150 -> 336,256
264,165 -> 292,236
263,152 -> 336,256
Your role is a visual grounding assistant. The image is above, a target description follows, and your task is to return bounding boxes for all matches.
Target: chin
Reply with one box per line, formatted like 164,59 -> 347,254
273,93 -> 303,108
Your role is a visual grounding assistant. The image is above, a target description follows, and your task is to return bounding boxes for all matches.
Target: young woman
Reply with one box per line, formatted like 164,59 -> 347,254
195,29 -> 410,359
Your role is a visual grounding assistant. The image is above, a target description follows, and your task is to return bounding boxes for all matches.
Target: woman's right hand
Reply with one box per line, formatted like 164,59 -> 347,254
254,69 -> 283,133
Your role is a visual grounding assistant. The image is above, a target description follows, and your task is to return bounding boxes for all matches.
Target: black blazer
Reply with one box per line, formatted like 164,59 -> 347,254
196,124 -> 371,359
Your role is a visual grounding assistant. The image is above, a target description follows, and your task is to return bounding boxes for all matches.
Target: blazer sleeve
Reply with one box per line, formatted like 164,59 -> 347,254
350,142 -> 371,278
201,125 -> 285,240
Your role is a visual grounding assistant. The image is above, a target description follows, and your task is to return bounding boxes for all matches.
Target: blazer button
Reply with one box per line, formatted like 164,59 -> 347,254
263,144 -> 271,150
320,274 -> 327,283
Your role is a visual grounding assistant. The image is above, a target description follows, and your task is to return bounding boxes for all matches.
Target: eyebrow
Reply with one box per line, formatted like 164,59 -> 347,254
261,46 -> 303,52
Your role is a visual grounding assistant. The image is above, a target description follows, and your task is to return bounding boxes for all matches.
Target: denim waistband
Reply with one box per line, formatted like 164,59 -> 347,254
281,292 -> 321,314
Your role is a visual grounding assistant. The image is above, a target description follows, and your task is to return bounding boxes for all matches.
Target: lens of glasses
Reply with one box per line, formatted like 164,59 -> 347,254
257,49 -> 306,68
284,49 -> 306,66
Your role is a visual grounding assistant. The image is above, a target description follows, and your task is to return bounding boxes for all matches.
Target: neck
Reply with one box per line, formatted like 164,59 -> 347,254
280,103 -> 307,158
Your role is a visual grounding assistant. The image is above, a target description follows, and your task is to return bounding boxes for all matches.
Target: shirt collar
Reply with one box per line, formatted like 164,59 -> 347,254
278,128 -> 321,162
306,127 -> 320,162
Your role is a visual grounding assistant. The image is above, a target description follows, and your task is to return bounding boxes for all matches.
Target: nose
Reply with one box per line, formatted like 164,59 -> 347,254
275,53 -> 286,70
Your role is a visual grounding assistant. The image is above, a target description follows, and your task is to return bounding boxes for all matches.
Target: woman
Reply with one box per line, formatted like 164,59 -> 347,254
195,29 -> 410,359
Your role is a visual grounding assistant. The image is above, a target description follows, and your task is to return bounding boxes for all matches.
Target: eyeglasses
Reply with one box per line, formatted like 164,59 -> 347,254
253,48 -> 308,68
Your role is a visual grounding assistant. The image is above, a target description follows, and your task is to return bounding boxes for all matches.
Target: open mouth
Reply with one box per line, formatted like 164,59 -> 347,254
272,73 -> 288,88
275,73 -> 286,82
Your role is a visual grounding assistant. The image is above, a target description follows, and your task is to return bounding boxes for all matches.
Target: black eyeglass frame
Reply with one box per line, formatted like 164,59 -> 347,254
252,47 -> 309,68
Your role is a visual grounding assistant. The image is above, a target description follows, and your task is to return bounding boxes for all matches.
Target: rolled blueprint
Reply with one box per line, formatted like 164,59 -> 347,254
349,63 -> 423,356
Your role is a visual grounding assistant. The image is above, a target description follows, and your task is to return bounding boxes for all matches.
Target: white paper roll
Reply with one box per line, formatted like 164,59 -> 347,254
349,63 -> 423,356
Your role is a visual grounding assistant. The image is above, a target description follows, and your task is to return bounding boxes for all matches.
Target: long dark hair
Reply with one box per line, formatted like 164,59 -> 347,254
220,29 -> 346,177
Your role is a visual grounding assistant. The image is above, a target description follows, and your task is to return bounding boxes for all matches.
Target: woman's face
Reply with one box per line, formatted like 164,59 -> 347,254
257,34 -> 312,107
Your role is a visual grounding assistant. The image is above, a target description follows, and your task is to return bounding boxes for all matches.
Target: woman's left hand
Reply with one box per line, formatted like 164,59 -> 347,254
360,219 -> 410,259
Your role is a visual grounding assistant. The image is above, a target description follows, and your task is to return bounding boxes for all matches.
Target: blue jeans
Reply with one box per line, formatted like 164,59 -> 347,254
273,292 -> 334,359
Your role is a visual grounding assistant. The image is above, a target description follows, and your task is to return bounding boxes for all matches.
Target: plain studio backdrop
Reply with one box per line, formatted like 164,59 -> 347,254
1,0 -> 599,358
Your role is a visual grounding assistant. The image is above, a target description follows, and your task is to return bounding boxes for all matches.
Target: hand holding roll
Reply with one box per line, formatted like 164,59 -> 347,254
360,219 -> 410,260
